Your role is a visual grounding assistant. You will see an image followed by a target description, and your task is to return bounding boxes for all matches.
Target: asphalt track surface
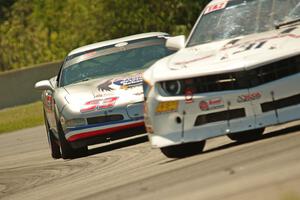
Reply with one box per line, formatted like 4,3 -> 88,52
1,121 -> 300,200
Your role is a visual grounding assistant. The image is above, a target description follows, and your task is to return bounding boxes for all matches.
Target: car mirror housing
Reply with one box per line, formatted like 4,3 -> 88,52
166,35 -> 186,51
35,80 -> 54,91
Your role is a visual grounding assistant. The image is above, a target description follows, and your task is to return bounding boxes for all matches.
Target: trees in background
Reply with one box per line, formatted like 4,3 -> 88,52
0,0 -> 210,71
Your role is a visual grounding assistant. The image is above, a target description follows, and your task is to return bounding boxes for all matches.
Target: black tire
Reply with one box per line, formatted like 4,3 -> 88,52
57,122 -> 88,159
160,140 -> 206,158
227,128 -> 265,142
44,115 -> 61,159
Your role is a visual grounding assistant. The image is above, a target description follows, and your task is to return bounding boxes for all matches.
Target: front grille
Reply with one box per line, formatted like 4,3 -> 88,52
162,55 -> 300,96
87,114 -> 124,125
194,108 -> 245,126
261,93 -> 300,112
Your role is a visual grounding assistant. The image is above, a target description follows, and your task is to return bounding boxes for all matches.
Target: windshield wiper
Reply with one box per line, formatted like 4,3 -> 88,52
275,18 -> 300,29
73,77 -> 91,84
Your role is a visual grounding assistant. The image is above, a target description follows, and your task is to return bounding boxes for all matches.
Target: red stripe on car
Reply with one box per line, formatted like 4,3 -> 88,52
67,121 -> 145,142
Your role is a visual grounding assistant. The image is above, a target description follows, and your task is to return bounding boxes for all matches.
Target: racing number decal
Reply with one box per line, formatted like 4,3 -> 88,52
204,1 -> 228,15
233,41 -> 267,54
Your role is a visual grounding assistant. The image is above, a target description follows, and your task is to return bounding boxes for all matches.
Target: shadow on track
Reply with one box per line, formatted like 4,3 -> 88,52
204,124 -> 300,155
74,135 -> 149,159
72,123 -> 300,160
160,123 -> 300,163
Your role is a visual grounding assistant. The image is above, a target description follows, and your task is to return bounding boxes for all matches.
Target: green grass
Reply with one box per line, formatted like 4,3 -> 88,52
0,102 -> 44,134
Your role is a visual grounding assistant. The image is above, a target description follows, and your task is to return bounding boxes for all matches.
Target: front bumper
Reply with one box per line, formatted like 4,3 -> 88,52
146,73 -> 300,148
62,102 -> 145,148
66,118 -> 144,141
66,118 -> 145,148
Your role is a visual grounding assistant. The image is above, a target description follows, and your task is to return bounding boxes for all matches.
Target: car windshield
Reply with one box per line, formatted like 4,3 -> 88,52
60,38 -> 174,86
187,0 -> 300,47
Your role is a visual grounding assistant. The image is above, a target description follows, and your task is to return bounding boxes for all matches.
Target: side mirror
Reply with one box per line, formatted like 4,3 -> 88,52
35,80 -> 54,91
166,35 -> 186,51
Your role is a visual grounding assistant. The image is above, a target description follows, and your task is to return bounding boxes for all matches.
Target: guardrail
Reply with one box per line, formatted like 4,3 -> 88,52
0,61 -> 62,109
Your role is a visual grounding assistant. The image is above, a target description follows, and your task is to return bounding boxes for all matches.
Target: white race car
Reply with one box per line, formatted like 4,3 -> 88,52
143,0 -> 300,158
35,32 -> 174,159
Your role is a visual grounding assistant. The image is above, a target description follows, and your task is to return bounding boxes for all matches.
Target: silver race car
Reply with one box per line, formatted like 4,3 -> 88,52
35,32 -> 174,159
143,0 -> 300,158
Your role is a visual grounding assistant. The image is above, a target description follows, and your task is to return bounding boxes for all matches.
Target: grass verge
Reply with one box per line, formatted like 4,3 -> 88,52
0,101 -> 44,134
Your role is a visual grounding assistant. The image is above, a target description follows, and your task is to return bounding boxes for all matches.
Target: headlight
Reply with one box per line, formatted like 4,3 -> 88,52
161,80 -> 182,96
65,118 -> 87,128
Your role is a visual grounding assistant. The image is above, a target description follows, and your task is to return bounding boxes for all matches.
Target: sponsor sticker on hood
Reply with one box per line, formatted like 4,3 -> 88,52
199,97 -> 225,111
98,74 -> 143,92
112,75 -> 143,90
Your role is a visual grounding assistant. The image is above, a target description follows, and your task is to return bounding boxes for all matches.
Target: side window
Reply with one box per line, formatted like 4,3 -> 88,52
288,1 -> 300,18
188,11 -> 222,46
273,0 -> 290,21
56,62 -> 65,87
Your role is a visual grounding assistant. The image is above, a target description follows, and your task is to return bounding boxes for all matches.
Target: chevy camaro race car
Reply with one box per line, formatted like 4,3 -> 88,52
143,0 -> 300,158
35,32 -> 174,159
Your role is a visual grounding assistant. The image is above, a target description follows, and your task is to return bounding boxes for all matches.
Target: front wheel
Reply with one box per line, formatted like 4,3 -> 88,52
44,114 -> 61,159
227,128 -> 265,142
57,122 -> 88,159
160,141 -> 206,158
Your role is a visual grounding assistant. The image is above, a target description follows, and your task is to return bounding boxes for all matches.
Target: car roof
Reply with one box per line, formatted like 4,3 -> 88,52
68,32 -> 168,56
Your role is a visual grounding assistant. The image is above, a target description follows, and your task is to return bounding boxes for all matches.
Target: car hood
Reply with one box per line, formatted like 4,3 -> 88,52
147,25 -> 300,82
63,70 -> 144,107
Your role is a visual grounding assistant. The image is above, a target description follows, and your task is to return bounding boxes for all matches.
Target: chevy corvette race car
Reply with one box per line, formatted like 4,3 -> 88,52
143,0 -> 300,158
35,32 -> 174,159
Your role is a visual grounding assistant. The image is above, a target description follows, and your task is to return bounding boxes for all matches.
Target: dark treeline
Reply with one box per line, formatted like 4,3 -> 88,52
0,0 -> 210,71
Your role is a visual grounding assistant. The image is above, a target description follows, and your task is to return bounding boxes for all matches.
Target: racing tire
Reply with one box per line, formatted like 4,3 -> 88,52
57,122 -> 88,159
227,128 -> 265,142
44,114 -> 61,159
160,140 -> 206,159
